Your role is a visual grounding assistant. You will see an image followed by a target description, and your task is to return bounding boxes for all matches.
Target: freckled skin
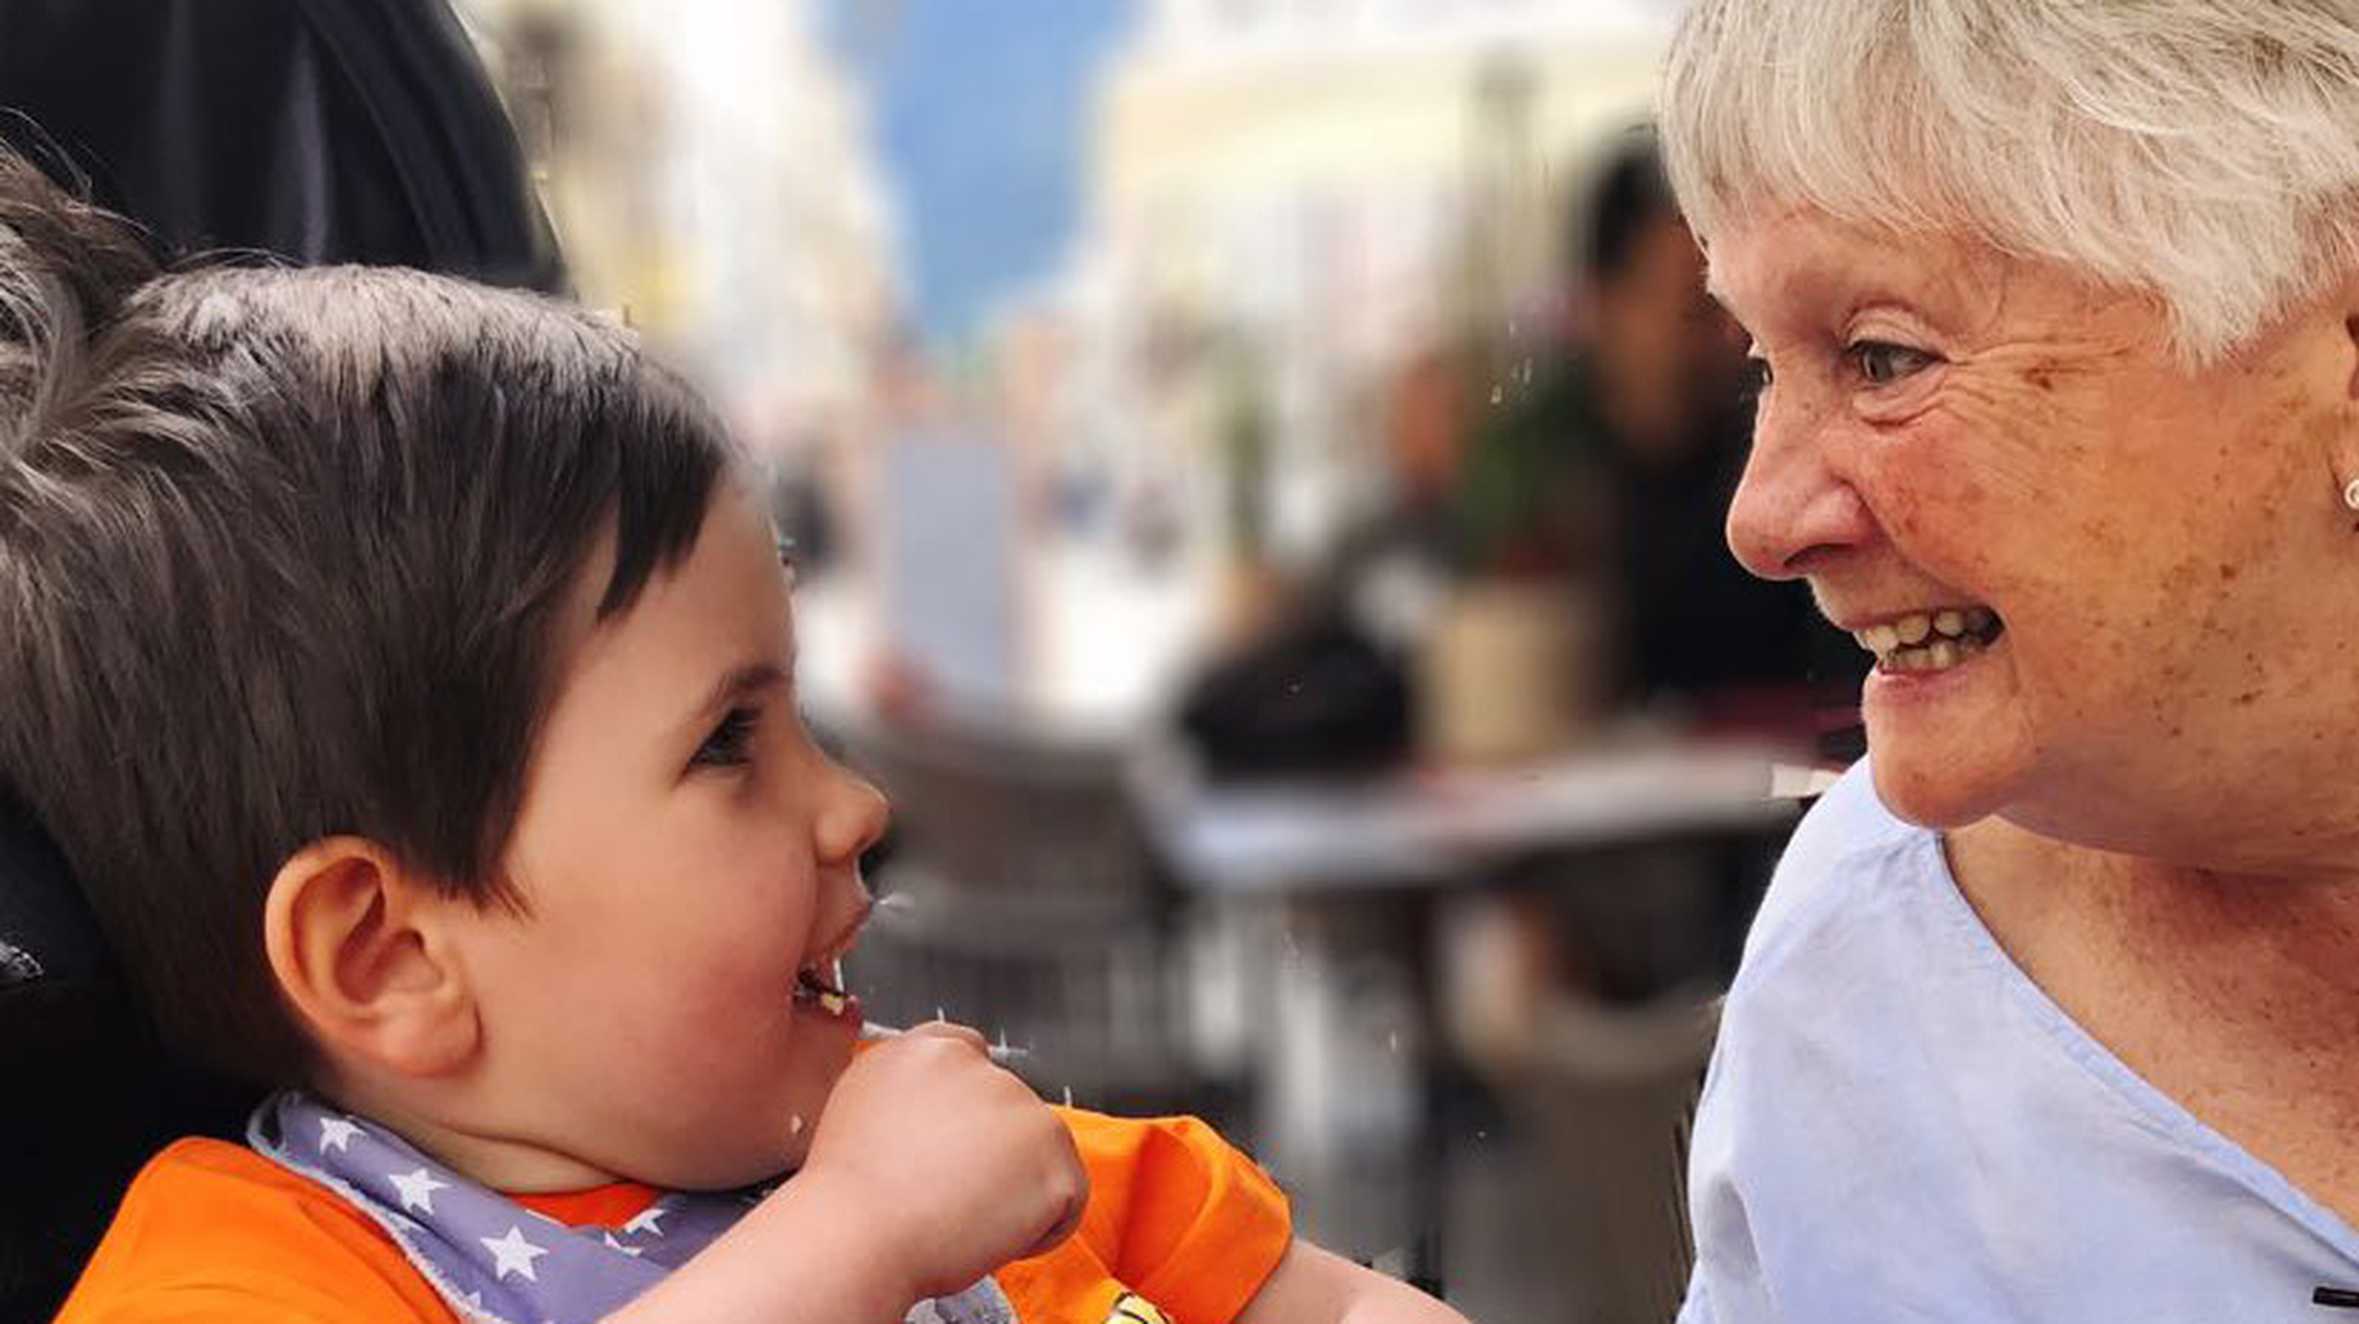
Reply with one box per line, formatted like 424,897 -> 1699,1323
1712,207 -> 2359,1223
1711,212 -> 2359,873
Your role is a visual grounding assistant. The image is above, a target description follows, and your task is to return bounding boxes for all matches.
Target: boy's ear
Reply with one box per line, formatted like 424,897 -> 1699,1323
263,837 -> 481,1079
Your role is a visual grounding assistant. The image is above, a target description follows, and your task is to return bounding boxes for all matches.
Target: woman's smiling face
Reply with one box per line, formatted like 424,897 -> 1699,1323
1710,210 -> 2359,865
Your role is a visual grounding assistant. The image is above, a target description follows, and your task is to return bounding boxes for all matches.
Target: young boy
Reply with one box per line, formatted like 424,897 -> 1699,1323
0,154 -> 1467,1324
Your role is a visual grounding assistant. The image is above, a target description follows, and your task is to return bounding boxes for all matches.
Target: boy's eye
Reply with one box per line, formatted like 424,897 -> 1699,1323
692,706 -> 762,769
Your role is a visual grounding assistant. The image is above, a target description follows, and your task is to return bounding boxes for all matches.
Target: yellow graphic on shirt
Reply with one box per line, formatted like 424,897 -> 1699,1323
1106,1291 -> 1174,1324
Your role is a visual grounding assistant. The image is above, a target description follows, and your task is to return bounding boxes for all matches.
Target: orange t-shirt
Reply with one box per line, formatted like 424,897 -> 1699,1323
55,1108 -> 1290,1324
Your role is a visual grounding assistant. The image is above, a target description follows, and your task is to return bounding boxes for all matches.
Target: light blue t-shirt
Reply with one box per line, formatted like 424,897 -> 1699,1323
1682,761 -> 2359,1321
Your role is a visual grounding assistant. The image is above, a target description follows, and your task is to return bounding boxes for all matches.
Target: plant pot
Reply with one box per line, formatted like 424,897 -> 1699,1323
1416,577 -> 1603,764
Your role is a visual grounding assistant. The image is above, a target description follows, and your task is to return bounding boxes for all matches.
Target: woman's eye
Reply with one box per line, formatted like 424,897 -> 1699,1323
692,706 -> 762,769
1742,356 -> 1774,399
1848,340 -> 1936,386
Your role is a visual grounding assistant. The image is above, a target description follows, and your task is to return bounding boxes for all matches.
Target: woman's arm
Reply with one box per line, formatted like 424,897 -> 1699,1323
1235,1240 -> 1470,1324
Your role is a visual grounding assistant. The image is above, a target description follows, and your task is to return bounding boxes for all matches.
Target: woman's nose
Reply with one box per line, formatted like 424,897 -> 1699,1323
1724,393 -> 1876,580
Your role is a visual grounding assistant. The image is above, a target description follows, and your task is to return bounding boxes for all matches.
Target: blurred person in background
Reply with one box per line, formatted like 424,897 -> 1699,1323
1453,129 -> 1848,734
1178,134 -> 1856,777
1663,1 -> 2359,1318
1172,350 -> 1453,779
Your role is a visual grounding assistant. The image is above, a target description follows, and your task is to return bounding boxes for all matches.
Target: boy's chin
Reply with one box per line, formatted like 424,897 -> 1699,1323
769,1059 -> 853,1169
674,1122 -> 823,1191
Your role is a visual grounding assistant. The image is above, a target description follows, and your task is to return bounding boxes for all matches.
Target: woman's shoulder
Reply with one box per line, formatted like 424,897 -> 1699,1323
1732,758 -> 1939,988
1689,761 -> 2012,1312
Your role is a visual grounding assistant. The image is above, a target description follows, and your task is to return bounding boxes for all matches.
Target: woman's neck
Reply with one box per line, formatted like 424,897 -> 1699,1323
1946,814 -> 2359,1221
1948,815 -> 2359,1060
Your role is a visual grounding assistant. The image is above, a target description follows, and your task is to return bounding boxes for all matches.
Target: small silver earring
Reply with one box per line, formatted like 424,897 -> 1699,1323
2343,476 -> 2359,511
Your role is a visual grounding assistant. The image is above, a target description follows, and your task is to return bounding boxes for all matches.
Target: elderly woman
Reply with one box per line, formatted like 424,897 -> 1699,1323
1656,1 -> 2359,1319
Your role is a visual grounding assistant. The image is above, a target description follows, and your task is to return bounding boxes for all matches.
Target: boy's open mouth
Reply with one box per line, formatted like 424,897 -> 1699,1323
792,954 -> 854,1018
791,909 -> 868,1019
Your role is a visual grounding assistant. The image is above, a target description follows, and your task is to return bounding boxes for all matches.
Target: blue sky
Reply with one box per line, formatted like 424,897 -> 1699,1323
821,0 -> 1137,350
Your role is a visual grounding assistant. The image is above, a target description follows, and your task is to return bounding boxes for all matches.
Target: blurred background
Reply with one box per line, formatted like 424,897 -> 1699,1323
465,0 -> 1865,1317
1,1 -> 1870,1319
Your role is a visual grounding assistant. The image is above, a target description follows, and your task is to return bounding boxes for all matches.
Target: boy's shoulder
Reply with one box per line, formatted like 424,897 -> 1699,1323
57,1111 -> 1290,1324
57,1137 -> 458,1323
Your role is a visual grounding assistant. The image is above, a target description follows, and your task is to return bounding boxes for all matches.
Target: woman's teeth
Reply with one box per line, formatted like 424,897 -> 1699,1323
1880,634 -> 1987,672
1853,607 -> 2001,673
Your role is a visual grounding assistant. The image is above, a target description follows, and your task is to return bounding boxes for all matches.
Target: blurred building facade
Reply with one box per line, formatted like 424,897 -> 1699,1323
1054,0 -> 1675,581
464,0 -> 903,451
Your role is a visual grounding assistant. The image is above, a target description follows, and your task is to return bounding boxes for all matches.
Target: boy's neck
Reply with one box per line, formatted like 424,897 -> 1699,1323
316,1073 -> 631,1195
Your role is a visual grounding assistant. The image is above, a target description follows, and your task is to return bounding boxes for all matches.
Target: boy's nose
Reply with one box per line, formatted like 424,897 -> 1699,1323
816,762 -> 891,869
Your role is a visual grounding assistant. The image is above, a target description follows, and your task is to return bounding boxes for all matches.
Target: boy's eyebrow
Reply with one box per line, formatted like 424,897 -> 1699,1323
686,660 -> 789,728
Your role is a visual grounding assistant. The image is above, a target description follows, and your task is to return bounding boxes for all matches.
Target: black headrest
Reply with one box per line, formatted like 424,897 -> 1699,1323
0,0 -> 567,292
0,791 -> 103,992
0,795 -> 255,1318
0,796 -> 145,1316
0,0 -> 563,1309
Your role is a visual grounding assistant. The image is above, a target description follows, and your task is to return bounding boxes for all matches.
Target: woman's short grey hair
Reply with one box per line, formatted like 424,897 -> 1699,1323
1659,0 -> 2359,364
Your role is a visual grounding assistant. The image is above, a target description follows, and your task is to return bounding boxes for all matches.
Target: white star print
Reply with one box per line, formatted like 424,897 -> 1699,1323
317,1117 -> 362,1153
603,1232 -> 645,1257
480,1224 -> 549,1281
388,1167 -> 447,1215
621,1206 -> 667,1236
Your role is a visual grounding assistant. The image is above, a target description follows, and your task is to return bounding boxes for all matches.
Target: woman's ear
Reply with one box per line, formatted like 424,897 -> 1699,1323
263,837 -> 481,1079
2336,269 -> 2359,401
2346,309 -> 2359,401
2316,285 -> 2359,495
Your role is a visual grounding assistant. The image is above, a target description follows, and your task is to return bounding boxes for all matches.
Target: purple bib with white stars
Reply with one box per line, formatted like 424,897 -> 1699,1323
248,1091 -> 1015,1324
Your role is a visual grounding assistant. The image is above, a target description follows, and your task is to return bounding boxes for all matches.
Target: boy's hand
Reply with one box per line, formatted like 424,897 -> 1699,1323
801,1020 -> 1088,1301
604,1023 -> 1084,1324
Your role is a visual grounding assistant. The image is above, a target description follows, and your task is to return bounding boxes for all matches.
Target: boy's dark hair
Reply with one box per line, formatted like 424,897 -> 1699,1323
0,151 -> 737,1086
1579,128 -> 1681,286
